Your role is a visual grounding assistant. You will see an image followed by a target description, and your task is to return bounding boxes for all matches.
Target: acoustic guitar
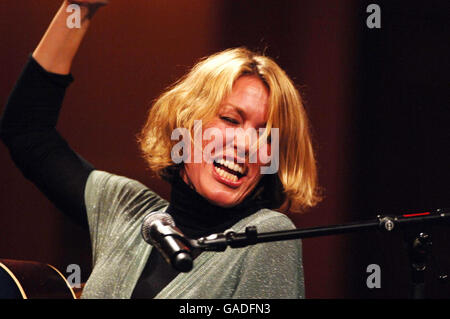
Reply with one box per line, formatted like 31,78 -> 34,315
0,259 -> 78,299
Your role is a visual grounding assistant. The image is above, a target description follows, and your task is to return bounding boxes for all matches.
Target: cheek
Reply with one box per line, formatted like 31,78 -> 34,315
184,162 -> 204,181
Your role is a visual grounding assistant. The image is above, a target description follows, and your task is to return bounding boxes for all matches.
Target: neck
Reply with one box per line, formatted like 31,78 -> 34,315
166,173 -> 265,238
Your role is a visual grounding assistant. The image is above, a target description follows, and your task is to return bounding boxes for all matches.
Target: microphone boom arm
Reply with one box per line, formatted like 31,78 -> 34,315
190,208 -> 450,252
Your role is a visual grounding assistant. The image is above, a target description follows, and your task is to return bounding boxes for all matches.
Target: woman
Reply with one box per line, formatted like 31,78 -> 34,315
0,1 -> 320,298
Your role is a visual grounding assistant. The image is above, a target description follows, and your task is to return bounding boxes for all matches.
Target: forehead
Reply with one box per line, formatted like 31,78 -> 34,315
221,76 -> 269,125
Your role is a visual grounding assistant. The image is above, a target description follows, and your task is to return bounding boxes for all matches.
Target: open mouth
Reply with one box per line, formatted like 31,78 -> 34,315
213,159 -> 246,183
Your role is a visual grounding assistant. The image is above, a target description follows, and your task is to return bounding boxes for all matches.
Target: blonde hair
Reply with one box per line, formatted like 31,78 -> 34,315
138,47 -> 321,213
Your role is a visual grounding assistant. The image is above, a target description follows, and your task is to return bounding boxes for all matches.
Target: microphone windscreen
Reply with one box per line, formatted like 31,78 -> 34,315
141,211 -> 175,243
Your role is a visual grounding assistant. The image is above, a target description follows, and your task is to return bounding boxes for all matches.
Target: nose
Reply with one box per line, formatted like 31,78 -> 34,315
227,127 -> 259,163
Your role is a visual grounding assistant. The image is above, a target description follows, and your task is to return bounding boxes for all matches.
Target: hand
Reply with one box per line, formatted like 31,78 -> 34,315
67,0 -> 109,17
68,0 -> 109,11
68,0 -> 109,5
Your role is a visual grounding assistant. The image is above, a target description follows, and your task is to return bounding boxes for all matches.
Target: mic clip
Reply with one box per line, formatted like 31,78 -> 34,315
193,226 -> 259,251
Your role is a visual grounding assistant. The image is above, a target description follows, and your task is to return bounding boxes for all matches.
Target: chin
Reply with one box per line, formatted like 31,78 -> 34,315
182,162 -> 259,208
202,188 -> 241,208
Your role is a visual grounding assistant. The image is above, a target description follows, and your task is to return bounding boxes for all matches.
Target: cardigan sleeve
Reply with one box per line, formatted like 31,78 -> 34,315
83,170 -> 169,266
232,214 -> 305,299
81,170 -> 170,298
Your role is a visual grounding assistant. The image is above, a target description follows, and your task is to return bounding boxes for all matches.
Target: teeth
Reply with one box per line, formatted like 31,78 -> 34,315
214,166 -> 238,182
217,159 -> 244,174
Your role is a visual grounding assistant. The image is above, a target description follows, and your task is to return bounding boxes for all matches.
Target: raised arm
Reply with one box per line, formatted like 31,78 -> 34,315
0,1 -> 108,227
33,0 -> 108,74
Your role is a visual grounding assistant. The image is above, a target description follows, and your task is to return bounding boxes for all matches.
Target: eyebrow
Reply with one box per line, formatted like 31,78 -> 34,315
222,103 -> 267,128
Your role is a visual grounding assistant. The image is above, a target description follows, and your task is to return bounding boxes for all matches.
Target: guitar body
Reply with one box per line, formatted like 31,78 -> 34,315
0,259 -> 76,299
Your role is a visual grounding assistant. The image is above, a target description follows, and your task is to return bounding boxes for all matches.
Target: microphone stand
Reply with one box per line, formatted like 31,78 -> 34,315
407,232 -> 432,299
185,208 -> 449,299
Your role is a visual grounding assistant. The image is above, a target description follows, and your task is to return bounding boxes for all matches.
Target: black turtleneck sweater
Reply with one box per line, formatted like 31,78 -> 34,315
0,56 -> 267,298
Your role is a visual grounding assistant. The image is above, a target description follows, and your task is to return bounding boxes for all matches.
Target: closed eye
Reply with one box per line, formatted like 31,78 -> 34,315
220,116 -> 240,125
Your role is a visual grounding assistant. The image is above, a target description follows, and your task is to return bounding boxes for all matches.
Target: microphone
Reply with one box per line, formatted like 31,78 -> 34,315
141,211 -> 193,272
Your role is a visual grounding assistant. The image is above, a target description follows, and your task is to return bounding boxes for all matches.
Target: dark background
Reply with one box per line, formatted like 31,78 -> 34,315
0,0 -> 448,298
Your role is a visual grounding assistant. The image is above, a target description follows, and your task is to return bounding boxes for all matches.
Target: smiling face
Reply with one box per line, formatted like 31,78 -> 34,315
181,75 -> 271,207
